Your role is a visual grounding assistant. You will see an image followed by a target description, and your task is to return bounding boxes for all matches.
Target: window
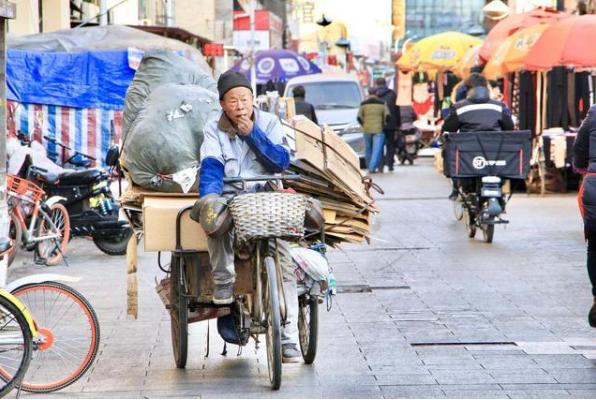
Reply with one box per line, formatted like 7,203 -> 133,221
405,0 -> 485,39
288,82 -> 362,109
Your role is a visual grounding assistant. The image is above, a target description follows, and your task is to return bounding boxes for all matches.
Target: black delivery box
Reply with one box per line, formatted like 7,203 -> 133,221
443,130 -> 532,179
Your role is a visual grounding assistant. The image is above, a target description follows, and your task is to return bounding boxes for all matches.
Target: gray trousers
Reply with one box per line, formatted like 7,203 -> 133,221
207,232 -> 299,346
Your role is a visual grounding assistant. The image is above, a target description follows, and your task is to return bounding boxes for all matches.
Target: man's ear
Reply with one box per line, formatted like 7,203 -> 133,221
220,100 -> 225,108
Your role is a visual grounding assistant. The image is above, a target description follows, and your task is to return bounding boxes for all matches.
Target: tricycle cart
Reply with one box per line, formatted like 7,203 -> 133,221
120,175 -> 326,390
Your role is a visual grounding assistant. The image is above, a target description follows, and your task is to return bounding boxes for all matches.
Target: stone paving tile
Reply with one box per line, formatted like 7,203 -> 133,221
374,373 -> 437,385
430,369 -> 496,385
380,384 -> 446,399
548,368 -> 596,384
532,355 -> 596,369
504,390 -> 573,398
321,384 -> 384,399
489,369 -> 557,384
566,389 -> 596,398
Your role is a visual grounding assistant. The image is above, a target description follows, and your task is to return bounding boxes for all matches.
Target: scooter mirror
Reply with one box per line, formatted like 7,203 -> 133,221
105,145 -> 120,167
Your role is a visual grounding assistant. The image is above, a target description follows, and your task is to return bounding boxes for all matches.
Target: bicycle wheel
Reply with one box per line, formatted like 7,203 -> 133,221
263,256 -> 282,390
170,254 -> 188,369
7,214 -> 22,268
452,196 -> 464,221
298,295 -> 318,365
35,203 -> 70,266
482,219 -> 495,244
9,282 -> 100,393
0,295 -> 33,398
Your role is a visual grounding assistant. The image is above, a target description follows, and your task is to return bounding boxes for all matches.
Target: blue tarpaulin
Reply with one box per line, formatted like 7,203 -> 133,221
7,49 -> 135,110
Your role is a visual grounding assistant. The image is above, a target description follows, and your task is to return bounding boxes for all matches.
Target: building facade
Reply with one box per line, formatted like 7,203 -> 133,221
8,0 -> 234,45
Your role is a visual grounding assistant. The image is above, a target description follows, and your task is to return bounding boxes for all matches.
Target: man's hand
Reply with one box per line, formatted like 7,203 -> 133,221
237,115 -> 253,136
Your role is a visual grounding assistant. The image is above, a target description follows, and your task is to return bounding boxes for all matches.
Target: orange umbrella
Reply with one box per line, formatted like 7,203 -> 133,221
454,44 -> 482,78
484,24 -> 549,79
479,8 -> 567,62
525,15 -> 596,70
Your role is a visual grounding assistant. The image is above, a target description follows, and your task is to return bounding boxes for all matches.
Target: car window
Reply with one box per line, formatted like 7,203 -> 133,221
288,82 -> 362,109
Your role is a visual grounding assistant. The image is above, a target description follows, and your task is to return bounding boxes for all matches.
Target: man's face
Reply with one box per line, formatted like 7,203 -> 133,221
221,87 -> 254,125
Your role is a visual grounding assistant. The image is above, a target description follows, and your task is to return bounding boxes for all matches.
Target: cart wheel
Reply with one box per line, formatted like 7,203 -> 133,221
264,256 -> 282,390
482,220 -> 495,244
298,295 -> 318,364
170,254 -> 188,369
452,196 -> 464,221
464,210 -> 476,238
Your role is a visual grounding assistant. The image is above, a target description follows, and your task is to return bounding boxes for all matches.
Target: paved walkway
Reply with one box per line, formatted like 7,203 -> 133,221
9,158 -> 596,398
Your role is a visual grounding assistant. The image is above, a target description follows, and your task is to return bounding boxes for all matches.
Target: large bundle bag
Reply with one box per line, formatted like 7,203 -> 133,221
122,84 -> 220,192
443,130 -> 532,179
122,51 -> 217,142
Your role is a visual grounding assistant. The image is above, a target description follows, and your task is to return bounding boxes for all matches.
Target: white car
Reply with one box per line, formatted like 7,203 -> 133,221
284,73 -> 365,163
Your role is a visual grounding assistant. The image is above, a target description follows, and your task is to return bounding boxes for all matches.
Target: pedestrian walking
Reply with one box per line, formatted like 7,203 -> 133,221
573,105 -> 596,327
375,77 -> 400,171
357,87 -> 390,174
292,85 -> 318,124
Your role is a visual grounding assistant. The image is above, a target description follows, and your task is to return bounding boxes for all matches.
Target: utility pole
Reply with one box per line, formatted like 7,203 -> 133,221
165,0 -> 175,27
0,0 -> 16,287
99,0 -> 107,25
249,1 -> 256,95
556,0 -> 565,11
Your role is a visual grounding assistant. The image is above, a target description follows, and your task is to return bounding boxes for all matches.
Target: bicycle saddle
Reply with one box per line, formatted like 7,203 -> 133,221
0,237 -> 12,254
28,166 -> 60,184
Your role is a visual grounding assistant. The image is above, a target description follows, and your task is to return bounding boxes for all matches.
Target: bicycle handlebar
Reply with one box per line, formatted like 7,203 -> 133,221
43,135 -> 96,161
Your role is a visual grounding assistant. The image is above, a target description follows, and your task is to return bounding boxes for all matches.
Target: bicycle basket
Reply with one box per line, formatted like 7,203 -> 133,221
229,192 -> 308,243
7,175 -> 44,203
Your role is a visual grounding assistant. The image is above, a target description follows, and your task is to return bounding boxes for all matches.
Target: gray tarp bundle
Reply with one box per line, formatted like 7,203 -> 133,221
122,52 -> 220,192
122,51 -> 217,141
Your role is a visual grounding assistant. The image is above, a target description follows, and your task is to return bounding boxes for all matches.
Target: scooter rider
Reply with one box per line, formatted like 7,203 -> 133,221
441,73 -> 514,199
198,70 -> 301,363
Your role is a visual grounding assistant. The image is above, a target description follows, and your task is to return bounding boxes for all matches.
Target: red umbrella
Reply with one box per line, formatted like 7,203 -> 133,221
479,8 -> 567,62
524,15 -> 596,70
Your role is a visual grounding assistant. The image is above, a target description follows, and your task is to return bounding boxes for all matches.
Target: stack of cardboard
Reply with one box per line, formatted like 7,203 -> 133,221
283,116 -> 378,246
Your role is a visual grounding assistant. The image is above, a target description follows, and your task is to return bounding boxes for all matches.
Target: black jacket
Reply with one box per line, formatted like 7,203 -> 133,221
442,87 -> 515,133
574,104 -> 596,172
376,86 -> 400,132
294,97 -> 318,124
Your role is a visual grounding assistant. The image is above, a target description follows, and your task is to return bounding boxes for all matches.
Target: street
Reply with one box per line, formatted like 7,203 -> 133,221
9,158 -> 596,399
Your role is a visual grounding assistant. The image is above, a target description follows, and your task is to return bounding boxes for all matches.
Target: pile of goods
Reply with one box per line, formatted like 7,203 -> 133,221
283,116 -> 378,246
120,51 -> 219,192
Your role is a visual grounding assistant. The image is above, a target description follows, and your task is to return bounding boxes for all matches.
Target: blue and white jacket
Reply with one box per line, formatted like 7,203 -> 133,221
199,108 -> 290,197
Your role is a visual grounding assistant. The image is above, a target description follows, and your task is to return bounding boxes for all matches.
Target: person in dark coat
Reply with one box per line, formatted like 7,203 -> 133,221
573,104 -> 596,328
375,77 -> 400,171
442,73 -> 514,134
292,85 -> 318,124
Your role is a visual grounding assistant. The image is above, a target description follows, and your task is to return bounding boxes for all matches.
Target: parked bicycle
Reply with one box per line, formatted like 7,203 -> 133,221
7,174 -> 70,266
0,236 -> 100,395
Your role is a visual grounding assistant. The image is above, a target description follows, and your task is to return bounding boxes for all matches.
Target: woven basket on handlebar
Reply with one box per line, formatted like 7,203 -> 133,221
229,192 -> 308,243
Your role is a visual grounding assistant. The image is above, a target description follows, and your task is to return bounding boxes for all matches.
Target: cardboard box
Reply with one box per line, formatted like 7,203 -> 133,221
143,196 -> 208,252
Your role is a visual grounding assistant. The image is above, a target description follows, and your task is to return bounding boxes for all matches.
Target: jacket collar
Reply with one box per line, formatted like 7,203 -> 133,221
467,86 -> 490,103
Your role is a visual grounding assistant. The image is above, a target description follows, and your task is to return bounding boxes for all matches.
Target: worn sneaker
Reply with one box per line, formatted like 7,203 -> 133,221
213,283 -> 234,305
282,344 -> 301,363
448,189 -> 459,201
589,297 -> 596,328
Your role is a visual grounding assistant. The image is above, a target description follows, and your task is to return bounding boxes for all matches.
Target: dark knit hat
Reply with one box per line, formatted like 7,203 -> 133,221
217,70 -> 252,100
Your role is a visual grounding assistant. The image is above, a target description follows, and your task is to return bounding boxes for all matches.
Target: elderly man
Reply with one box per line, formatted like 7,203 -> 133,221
198,70 -> 300,362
